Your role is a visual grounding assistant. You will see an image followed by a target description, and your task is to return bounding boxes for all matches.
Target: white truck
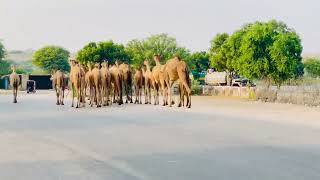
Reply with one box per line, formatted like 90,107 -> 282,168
205,69 -> 255,87
205,69 -> 227,86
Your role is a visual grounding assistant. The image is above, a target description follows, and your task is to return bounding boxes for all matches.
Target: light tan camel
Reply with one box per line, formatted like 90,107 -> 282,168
164,56 -> 192,108
91,63 -> 102,108
101,61 -> 111,106
109,62 -> 123,105
52,70 -> 66,105
70,59 -> 84,108
9,65 -> 20,103
134,67 -> 143,104
85,63 -> 95,106
119,63 -> 133,103
152,55 -> 169,105
143,60 -> 153,104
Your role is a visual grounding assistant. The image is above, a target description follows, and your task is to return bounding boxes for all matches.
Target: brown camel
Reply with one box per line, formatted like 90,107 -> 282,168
100,61 -> 111,106
143,60 -> 153,104
119,63 -> 133,103
52,70 -> 66,105
164,56 -> 191,108
91,63 -> 102,108
109,62 -> 123,105
9,65 -> 20,103
133,67 -> 143,104
70,59 -> 84,108
79,64 -> 86,104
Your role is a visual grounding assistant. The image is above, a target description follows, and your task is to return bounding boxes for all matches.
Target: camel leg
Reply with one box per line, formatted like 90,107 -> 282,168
181,81 -> 191,108
139,88 -> 142,104
13,88 -> 17,103
134,85 -> 138,104
106,84 -> 110,106
71,84 -> 75,107
130,82 -> 133,103
76,87 -> 80,108
61,88 -> 65,105
56,88 -> 60,105
178,83 -> 184,107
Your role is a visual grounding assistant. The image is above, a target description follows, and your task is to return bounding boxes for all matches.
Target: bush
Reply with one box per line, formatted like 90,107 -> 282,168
191,79 -> 201,95
304,58 -> 320,77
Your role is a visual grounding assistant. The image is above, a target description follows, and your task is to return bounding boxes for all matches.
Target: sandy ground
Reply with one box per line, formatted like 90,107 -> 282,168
0,92 -> 320,180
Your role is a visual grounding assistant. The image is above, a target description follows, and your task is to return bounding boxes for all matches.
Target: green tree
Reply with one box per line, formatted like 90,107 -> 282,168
0,41 -> 5,61
32,46 -> 70,73
209,33 -> 229,71
304,58 -> 320,77
126,34 -> 190,67
187,51 -> 210,72
0,60 -> 11,76
76,40 -> 129,65
236,20 -> 303,87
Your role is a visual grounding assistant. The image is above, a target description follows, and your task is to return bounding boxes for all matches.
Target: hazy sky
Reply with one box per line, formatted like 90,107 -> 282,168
0,0 -> 319,54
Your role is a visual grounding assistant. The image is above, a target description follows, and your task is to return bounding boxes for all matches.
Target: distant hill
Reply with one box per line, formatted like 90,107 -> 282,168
5,49 -> 35,62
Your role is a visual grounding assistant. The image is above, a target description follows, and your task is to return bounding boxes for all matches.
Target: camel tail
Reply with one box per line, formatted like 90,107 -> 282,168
185,66 -> 191,88
13,78 -> 19,88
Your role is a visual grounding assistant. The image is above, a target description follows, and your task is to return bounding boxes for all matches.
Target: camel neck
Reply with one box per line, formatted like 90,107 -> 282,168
146,64 -> 151,71
155,60 -> 161,66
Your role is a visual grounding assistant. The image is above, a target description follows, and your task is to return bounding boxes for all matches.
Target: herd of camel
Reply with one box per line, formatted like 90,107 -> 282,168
47,54 -> 192,108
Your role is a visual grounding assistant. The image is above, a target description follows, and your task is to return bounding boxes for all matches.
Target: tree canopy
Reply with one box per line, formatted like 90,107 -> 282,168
304,58 -> 320,77
0,41 -> 5,61
126,34 -> 190,67
32,46 -> 70,73
209,33 -> 229,71
208,20 -> 303,87
76,40 -> 129,65
187,51 -> 210,72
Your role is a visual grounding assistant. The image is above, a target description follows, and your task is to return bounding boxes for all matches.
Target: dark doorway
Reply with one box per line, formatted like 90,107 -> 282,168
29,75 -> 52,89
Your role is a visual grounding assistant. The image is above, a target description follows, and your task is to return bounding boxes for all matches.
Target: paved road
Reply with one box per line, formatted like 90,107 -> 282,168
0,93 -> 320,180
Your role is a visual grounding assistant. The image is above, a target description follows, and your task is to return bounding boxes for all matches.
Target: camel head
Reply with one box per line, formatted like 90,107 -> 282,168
11,65 -> 17,72
87,62 -> 93,70
153,54 -> 161,64
69,59 -> 77,66
115,59 -> 120,67
174,54 -> 182,61
102,60 -> 108,68
143,60 -> 149,66
94,62 -> 100,69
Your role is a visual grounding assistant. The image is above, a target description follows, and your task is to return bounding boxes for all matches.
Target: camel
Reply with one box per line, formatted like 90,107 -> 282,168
9,65 -> 20,103
79,64 -> 86,105
133,67 -> 143,104
100,61 -> 111,106
52,70 -> 66,105
109,61 -> 123,105
85,63 -> 95,106
152,55 -> 168,105
143,60 -> 153,104
164,56 -> 192,108
119,63 -> 133,103
70,59 -> 85,108
91,63 -> 102,108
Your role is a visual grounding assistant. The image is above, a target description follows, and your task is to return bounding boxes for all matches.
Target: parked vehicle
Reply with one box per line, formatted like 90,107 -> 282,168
26,80 -> 36,93
205,69 -> 227,86
205,69 -> 255,87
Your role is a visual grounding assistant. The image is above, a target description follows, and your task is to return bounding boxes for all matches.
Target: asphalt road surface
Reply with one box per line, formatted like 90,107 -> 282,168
0,92 -> 320,180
